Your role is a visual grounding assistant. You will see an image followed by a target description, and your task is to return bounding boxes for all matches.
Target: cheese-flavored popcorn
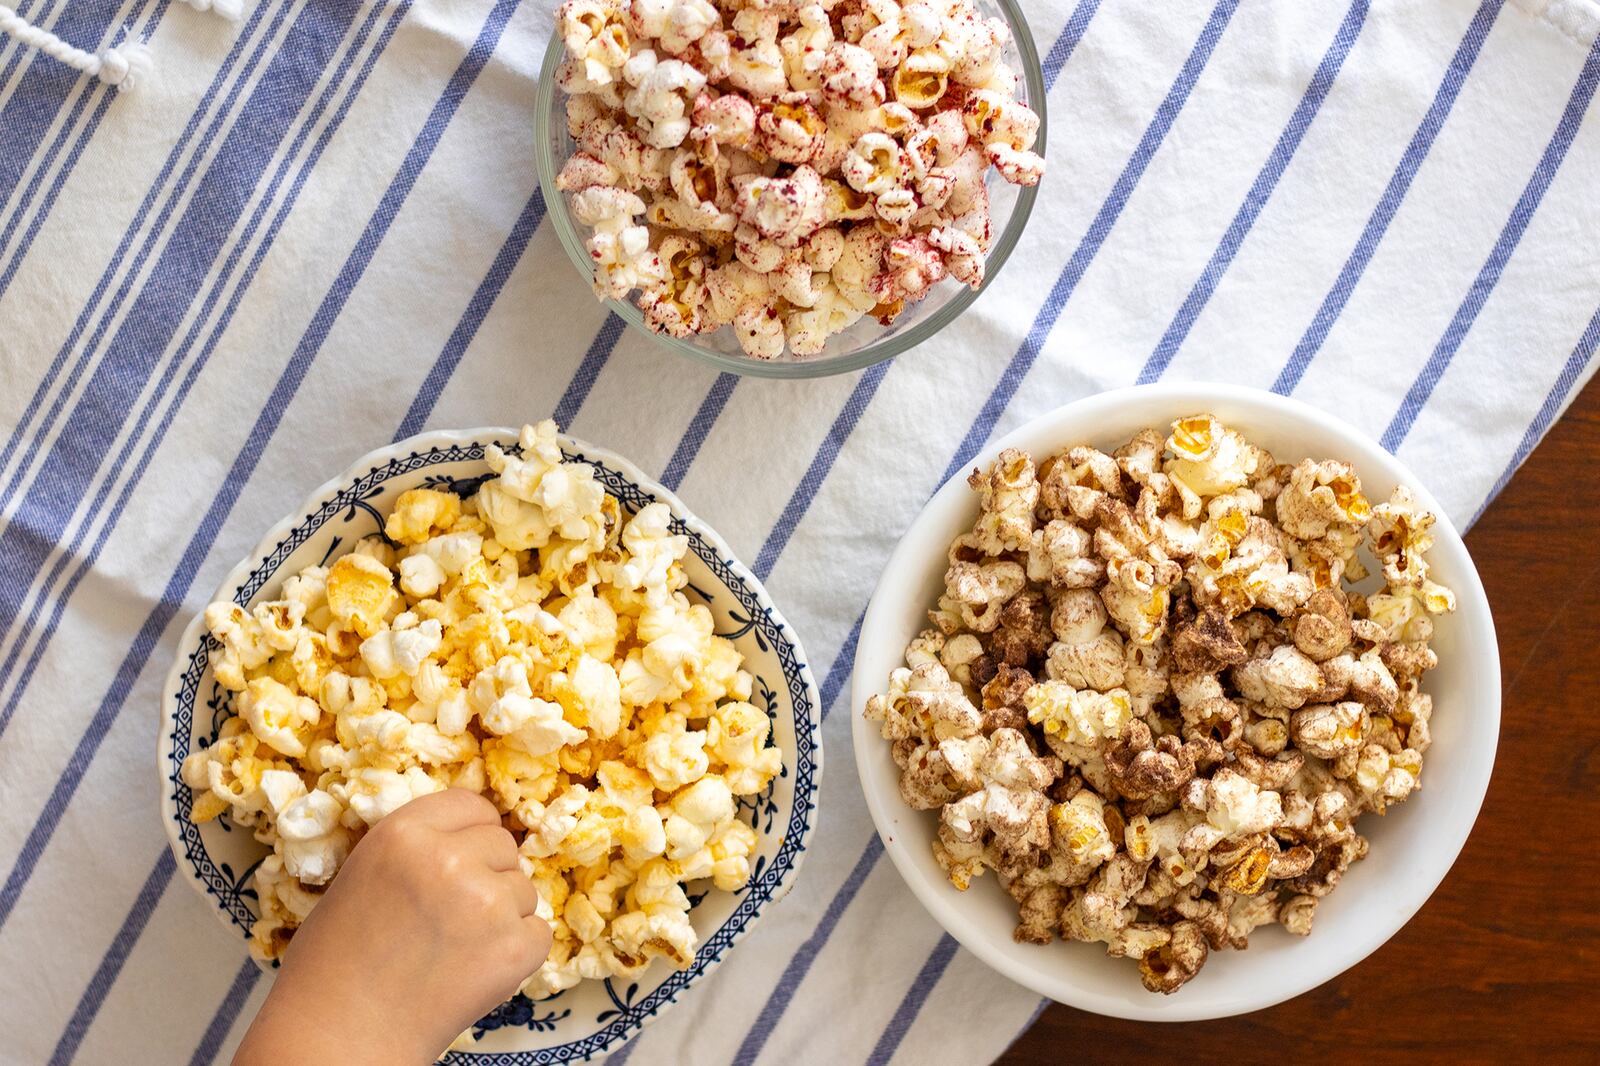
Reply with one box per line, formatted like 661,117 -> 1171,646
638,709 -> 711,790
384,488 -> 461,545
707,700 -> 784,794
360,618 -> 442,680
238,676 -> 322,758
554,0 -> 1045,357
277,788 -> 353,885
325,552 -> 398,639
186,420 -> 782,994
867,417 -> 1451,993
204,602 -> 278,691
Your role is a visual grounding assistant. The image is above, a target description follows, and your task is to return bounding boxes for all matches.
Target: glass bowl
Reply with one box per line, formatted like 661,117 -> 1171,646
534,0 -> 1047,379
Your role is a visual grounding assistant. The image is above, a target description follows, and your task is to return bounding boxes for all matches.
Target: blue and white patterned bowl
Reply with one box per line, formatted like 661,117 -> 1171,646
158,428 -> 823,1063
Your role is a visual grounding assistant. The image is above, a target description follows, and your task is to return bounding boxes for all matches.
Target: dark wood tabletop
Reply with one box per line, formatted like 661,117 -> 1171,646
999,378 -> 1600,1066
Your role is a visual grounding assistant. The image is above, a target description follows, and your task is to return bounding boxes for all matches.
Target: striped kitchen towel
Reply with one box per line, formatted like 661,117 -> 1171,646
0,1 -> 1596,1064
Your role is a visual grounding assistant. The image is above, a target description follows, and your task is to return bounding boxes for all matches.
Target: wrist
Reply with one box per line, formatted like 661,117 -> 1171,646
238,963 -> 441,1066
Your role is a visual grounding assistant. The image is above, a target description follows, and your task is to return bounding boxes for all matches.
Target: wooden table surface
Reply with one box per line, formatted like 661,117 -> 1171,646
999,378 -> 1600,1065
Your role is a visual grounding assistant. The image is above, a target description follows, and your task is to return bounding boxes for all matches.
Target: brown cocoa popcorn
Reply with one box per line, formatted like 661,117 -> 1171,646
865,415 -> 1454,993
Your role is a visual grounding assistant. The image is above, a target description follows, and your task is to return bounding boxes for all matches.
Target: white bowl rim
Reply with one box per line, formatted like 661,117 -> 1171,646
158,425 -> 824,1057
850,381 -> 1500,1022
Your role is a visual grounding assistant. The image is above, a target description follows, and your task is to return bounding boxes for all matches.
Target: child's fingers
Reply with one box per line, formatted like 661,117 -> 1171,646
521,913 -> 554,966
459,824 -> 521,872
502,872 -> 541,917
411,787 -> 502,831
499,912 -> 554,983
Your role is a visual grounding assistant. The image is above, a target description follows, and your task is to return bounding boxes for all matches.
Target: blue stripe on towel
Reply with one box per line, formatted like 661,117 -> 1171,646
0,1 -> 195,299
1381,34 -> 1600,452
0,0 -> 149,193
23,9 -> 527,1051
726,3 -> 1240,1056
661,373 -> 739,492
941,0 -> 1242,488
1137,0 -> 1371,383
188,959 -> 261,1066
1470,300 -> 1600,525
397,186 -> 551,440
47,851 -> 175,1065
1272,0 -> 1505,395
751,360 -> 892,582
866,933 -> 961,1066
0,0 -> 286,543
1040,0 -> 1101,91
0,0 -> 516,939
0,0 -> 398,742
731,837 -> 886,1066
0,0 -> 54,93
553,312 -> 627,430
0,1 -> 364,642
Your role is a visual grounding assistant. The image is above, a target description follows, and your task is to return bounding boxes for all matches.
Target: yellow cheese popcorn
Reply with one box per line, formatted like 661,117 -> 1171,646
237,676 -> 322,758
384,488 -> 462,545
325,553 -> 398,638
184,421 -> 781,980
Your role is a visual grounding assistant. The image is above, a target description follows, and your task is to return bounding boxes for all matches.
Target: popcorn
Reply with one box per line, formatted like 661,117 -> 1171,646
238,677 -> 321,758
385,488 -> 461,545
559,0 -> 631,88
822,42 -> 882,105
325,553 -> 398,639
1024,681 -> 1132,747
866,416 -> 1450,992
892,48 -> 950,108
554,0 -> 1046,358
622,49 -> 707,148
185,420 -> 780,992
204,602 -> 278,691
707,700 -> 784,794
277,789 -> 353,886
570,186 -> 665,301
360,618 -> 443,680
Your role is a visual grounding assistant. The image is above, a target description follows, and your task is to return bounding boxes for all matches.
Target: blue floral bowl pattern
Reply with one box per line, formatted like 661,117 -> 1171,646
159,428 -> 823,1063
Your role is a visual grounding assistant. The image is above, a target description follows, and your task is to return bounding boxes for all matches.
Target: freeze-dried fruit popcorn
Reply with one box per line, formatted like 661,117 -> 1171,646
865,414 -> 1452,993
554,0 -> 1046,359
184,420 -> 783,1010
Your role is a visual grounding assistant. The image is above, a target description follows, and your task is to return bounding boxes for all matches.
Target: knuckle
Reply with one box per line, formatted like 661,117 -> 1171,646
471,882 -> 501,916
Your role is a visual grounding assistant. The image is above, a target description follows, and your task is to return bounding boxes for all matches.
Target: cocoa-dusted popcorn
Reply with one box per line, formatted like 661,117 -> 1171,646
865,415 -> 1454,993
554,0 -> 1045,360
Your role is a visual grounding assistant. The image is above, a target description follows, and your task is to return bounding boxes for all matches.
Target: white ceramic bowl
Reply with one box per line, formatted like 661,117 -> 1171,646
159,428 -> 822,1062
850,382 -> 1499,1022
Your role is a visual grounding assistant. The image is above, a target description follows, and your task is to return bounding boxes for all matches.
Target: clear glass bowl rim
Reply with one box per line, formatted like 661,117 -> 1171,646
533,0 -> 1048,379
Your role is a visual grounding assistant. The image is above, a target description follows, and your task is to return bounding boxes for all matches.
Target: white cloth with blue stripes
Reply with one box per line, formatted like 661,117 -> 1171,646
0,1 -> 1596,1063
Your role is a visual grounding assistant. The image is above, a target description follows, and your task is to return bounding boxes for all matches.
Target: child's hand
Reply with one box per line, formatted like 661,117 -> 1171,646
234,789 -> 552,1066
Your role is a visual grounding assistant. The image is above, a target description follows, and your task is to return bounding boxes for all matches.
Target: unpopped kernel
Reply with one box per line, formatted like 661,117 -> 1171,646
865,415 -> 1452,993
183,420 -> 783,1016
554,0 -> 1045,359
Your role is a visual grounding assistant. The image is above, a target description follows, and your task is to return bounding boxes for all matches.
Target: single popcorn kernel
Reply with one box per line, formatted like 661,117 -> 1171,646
1171,415 -> 1213,457
1217,843 -> 1272,895
385,488 -> 462,545
1328,476 -> 1370,522
325,554 -> 397,638
892,58 -> 948,108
